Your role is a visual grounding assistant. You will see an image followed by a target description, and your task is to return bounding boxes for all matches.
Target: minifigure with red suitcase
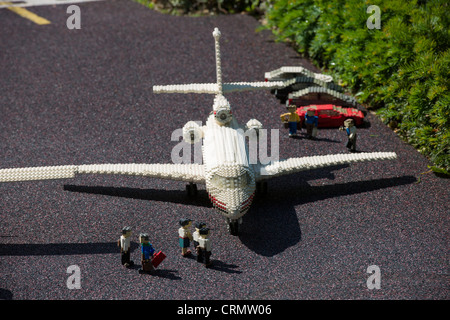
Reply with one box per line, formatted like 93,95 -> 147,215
138,233 -> 166,274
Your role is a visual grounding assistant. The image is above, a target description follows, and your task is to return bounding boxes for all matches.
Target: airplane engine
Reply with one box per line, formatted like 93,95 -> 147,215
182,121 -> 203,144
214,107 -> 232,125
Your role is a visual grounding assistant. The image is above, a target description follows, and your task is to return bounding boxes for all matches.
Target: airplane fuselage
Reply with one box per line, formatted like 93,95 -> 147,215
202,112 -> 256,223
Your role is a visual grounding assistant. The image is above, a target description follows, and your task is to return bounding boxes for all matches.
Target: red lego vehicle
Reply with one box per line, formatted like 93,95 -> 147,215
296,104 -> 364,128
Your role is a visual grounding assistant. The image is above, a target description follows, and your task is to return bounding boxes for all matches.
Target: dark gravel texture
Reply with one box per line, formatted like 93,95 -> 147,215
0,0 -> 448,300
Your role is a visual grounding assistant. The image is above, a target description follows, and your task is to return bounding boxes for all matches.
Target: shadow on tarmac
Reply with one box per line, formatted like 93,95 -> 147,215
0,241 -> 138,256
1,173 -> 415,258
239,174 -> 417,257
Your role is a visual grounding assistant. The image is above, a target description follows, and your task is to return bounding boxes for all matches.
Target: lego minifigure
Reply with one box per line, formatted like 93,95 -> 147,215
139,233 -> 155,274
178,218 -> 193,256
280,105 -> 301,137
193,221 -> 206,252
118,226 -> 134,268
197,227 -> 212,268
304,108 -> 318,139
340,118 -> 357,152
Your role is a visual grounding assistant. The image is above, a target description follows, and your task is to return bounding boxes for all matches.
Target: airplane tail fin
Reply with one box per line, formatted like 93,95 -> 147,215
213,27 -> 223,94
152,28 -> 287,96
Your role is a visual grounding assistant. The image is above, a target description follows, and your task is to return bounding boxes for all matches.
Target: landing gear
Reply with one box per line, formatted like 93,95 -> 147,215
226,218 -> 242,236
186,182 -> 198,197
256,181 -> 268,194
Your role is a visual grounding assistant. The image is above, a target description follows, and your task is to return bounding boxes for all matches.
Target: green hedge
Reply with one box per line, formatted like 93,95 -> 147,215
263,0 -> 449,173
135,0 -> 263,15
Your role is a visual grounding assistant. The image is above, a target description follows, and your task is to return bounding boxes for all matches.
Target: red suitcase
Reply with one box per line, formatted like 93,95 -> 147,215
152,251 -> 166,268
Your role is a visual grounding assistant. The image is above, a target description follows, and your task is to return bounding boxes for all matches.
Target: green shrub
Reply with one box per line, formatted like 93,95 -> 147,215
264,0 -> 449,173
135,0 -> 265,15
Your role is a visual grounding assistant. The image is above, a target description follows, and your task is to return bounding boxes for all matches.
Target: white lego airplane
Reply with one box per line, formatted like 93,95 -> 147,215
0,28 -> 397,235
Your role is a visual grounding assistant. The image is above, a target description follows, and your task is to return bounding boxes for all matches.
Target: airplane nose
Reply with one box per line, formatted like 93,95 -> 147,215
209,189 -> 255,219
226,192 -> 255,218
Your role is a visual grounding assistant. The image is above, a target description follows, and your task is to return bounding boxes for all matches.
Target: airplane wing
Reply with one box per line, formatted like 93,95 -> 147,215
153,81 -> 287,94
222,81 -> 286,93
0,163 -> 205,184
153,83 -> 220,94
254,152 -> 397,180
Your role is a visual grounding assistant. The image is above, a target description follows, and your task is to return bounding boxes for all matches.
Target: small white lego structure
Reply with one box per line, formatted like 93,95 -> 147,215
0,28 -> 397,235
265,66 -> 334,83
289,86 -> 358,107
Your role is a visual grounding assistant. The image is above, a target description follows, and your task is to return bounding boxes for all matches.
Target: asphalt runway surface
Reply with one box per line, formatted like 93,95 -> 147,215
0,0 -> 448,300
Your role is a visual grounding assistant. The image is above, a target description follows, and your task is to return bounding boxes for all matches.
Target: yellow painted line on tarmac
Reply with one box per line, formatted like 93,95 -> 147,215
0,2 -> 51,25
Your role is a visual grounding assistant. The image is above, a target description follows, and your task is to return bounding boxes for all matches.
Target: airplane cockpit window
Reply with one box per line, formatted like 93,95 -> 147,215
210,172 -> 250,189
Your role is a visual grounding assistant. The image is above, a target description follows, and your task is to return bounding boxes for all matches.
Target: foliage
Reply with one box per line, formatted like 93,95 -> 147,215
263,0 -> 449,173
135,0 -> 266,15
134,0 -> 449,173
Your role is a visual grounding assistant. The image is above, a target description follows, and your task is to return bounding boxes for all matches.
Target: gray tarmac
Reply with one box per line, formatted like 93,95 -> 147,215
0,0 -> 448,300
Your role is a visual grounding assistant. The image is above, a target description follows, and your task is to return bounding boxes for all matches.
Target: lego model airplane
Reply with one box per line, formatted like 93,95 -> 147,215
0,28 -> 397,235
